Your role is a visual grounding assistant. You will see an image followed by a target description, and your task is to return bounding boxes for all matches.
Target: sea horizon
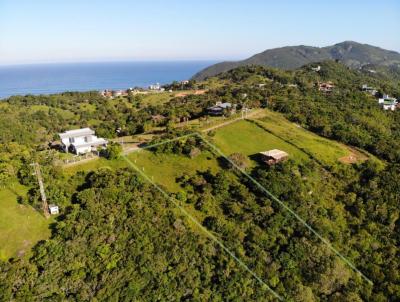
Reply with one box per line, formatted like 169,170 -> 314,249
0,60 -> 217,99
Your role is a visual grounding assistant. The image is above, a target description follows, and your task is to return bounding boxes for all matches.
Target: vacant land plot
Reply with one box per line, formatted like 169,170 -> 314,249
63,157 -> 128,176
64,148 -> 219,192
127,150 -> 219,192
140,92 -> 175,106
210,109 -> 370,167
253,111 -> 350,165
0,183 -> 51,260
212,119 -> 310,164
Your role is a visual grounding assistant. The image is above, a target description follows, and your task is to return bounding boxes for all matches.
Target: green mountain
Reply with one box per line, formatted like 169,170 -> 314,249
192,41 -> 400,80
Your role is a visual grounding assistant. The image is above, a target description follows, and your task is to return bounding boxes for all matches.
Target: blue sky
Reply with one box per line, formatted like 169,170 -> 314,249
0,0 -> 399,65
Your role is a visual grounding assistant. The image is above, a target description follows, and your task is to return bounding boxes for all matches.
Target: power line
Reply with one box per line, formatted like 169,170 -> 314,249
199,133 -> 373,285
122,154 -> 283,301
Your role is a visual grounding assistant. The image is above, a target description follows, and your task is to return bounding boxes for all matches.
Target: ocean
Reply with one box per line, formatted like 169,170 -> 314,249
0,61 -> 216,99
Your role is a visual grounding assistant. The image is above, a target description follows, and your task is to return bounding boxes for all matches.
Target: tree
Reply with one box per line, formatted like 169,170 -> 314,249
104,142 -> 122,160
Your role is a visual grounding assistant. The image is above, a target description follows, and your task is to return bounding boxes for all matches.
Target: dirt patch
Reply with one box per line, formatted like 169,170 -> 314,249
339,147 -> 368,164
17,240 -> 32,258
175,90 -> 207,97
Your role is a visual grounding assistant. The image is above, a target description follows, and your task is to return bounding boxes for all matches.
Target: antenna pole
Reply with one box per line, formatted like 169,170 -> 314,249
32,162 -> 50,218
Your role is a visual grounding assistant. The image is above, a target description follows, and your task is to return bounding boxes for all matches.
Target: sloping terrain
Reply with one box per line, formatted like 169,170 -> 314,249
193,41 -> 400,80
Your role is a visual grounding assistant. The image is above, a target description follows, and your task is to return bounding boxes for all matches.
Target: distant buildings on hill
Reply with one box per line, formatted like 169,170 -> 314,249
318,81 -> 335,93
99,80 -> 193,98
148,83 -> 164,91
360,84 -> 399,111
378,94 -> 398,111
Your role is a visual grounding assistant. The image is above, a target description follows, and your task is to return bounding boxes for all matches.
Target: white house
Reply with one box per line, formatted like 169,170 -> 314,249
382,100 -> 397,111
49,204 -> 59,215
59,128 -> 108,155
378,95 -> 397,111
149,83 -> 164,91
311,65 -> 321,72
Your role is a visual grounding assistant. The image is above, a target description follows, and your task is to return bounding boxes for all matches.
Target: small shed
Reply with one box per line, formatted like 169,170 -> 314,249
259,149 -> 289,165
49,204 -> 59,215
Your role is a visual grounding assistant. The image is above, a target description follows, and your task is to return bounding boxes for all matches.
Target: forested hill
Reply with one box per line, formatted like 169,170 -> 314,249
1,61 -> 400,300
192,41 -> 400,80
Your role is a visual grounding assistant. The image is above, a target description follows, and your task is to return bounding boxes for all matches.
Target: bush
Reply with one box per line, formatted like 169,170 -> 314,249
103,142 -> 122,160
227,152 -> 249,170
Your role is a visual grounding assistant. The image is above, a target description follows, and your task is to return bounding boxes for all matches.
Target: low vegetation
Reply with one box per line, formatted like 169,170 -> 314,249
0,183 -> 51,260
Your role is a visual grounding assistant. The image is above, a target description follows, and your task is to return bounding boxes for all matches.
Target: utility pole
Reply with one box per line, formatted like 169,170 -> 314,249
31,162 -> 50,218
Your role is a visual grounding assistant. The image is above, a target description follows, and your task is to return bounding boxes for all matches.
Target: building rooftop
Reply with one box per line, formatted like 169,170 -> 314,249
59,128 -> 95,139
208,102 -> 232,110
72,138 -> 108,148
260,149 -> 289,160
383,100 -> 396,105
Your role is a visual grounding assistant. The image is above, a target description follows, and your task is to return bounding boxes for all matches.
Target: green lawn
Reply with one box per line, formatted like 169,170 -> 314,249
0,183 -> 51,260
140,92 -> 175,106
254,111 -> 349,165
212,119 -> 310,164
63,157 -> 128,176
210,110 -> 360,167
126,150 -> 219,192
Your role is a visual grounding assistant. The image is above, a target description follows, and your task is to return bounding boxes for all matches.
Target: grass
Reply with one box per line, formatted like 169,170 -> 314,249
254,110 -> 349,165
63,157 -> 128,176
140,92 -> 175,106
212,119 -> 310,164
210,109 -> 370,167
140,90 -> 206,107
0,183 -> 51,260
64,149 -> 220,192
126,150 -> 219,192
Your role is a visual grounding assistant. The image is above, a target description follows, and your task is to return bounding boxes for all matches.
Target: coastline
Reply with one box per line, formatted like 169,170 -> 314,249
0,60 -> 216,99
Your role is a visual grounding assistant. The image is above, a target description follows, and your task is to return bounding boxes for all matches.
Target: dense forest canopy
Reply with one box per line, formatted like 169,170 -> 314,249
0,60 -> 399,301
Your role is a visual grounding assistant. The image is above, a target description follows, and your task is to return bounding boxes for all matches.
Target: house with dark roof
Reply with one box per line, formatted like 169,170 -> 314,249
207,102 -> 235,116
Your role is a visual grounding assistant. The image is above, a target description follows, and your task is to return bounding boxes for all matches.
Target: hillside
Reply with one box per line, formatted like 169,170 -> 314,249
1,61 -> 400,301
193,41 -> 400,80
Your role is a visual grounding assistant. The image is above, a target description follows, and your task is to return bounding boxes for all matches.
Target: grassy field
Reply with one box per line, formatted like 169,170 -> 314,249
63,157 -> 128,176
126,150 -> 219,192
64,149 -> 220,192
0,183 -> 51,260
210,109 -> 364,167
212,119 -> 311,164
253,111 -> 349,165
